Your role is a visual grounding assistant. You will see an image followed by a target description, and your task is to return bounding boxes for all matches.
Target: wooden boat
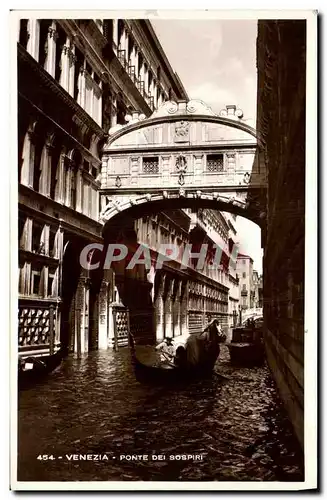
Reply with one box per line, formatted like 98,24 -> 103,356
227,342 -> 265,366
228,319 -> 265,366
18,347 -> 67,388
129,319 -> 226,383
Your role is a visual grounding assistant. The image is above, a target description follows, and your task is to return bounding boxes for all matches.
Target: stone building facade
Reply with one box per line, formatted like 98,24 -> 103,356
252,270 -> 263,308
106,207 -> 233,347
17,17 -> 187,358
256,20 -> 306,447
236,253 -> 254,311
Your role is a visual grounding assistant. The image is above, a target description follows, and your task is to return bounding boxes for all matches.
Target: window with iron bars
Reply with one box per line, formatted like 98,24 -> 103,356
206,154 -> 224,172
143,157 -> 159,174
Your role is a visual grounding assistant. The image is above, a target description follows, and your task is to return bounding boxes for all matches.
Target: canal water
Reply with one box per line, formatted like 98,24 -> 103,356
17,345 -> 304,482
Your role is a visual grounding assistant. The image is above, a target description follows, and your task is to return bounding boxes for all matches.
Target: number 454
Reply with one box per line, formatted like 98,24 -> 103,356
37,455 -> 55,460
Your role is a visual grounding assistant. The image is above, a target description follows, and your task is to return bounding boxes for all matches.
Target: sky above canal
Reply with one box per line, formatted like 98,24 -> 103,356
152,18 -> 263,273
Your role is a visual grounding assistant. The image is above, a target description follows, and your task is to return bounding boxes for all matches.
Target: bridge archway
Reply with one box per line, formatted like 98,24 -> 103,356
97,100 -> 266,346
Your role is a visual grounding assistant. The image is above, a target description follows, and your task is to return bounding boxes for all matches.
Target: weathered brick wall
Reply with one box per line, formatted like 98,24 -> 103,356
257,20 -> 306,448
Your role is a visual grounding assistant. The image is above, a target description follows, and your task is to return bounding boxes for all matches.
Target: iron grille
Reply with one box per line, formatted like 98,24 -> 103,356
18,304 -> 56,352
143,157 -> 159,174
207,154 -> 224,172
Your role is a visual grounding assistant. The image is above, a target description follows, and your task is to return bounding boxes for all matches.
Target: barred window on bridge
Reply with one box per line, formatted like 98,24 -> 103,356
142,157 -> 159,174
206,154 -> 224,172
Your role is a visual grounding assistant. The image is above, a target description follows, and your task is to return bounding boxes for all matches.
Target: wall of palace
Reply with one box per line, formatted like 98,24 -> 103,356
257,20 -> 306,447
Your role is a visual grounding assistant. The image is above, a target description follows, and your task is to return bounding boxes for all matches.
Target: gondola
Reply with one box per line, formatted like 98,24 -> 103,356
18,347 -> 67,388
227,342 -> 265,366
129,319 -> 226,384
228,318 -> 265,366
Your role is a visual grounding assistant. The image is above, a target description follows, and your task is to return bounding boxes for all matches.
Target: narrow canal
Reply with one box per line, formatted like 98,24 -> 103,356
18,345 -> 304,482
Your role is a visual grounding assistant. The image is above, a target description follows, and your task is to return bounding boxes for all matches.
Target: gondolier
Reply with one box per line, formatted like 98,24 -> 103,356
155,337 -> 175,366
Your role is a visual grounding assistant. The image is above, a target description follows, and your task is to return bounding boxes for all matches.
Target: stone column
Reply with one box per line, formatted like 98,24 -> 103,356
44,22 -> 57,78
139,60 -> 145,83
130,156 -> 140,185
111,93 -> 117,127
53,226 -> 64,261
161,155 -> 171,187
112,19 -> 118,53
154,273 -> 166,342
226,153 -> 236,184
39,142 -> 52,197
54,151 -> 66,204
124,29 -> 129,62
20,217 -> 32,251
98,278 -> 110,349
26,19 -> 40,60
64,161 -> 72,207
173,280 -> 182,337
68,43 -> 76,97
41,224 -> 50,256
151,79 -> 156,105
59,39 -> 70,92
133,45 -> 139,76
194,153 -> 204,186
180,281 -> 188,336
75,167 -> 83,212
157,91 -> 163,108
20,129 -> 35,187
144,65 -> 149,93
21,262 -> 31,295
119,24 -> 125,50
80,278 -> 90,353
77,67 -> 86,108
164,277 -> 174,338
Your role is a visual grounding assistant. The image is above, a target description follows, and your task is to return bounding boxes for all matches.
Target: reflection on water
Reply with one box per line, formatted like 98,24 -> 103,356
18,346 -> 304,482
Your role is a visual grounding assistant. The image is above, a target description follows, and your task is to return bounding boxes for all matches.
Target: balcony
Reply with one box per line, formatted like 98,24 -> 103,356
117,49 -> 128,70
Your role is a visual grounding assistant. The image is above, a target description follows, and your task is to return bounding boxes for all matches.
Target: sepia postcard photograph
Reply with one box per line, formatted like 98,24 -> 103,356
10,8 -> 317,491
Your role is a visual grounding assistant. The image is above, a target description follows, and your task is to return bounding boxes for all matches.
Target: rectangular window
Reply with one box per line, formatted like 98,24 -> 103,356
32,271 -> 41,296
242,284 -> 246,291
243,272 -> 246,278
47,274 -> 55,297
32,223 -> 43,254
143,157 -> 159,174
206,154 -> 224,172
49,231 -> 56,257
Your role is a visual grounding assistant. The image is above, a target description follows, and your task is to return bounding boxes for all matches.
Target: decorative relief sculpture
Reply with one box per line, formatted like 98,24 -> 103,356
174,121 -> 190,142
115,176 -> 122,188
175,154 -> 187,185
186,99 -> 216,116
175,154 -> 187,173
243,172 -> 251,184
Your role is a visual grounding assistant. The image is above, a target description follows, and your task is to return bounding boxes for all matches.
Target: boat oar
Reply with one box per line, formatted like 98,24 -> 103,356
214,371 -> 230,381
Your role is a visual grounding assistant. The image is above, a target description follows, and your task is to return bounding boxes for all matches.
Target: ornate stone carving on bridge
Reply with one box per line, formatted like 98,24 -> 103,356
151,99 -> 217,118
175,154 -> 188,173
100,99 -> 265,226
174,121 -> 190,143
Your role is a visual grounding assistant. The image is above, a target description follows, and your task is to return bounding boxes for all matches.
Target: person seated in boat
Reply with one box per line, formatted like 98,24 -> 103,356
174,345 -> 188,368
155,337 -> 175,365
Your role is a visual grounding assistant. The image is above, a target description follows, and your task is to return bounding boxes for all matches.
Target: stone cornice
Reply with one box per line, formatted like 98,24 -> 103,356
18,43 -> 106,140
